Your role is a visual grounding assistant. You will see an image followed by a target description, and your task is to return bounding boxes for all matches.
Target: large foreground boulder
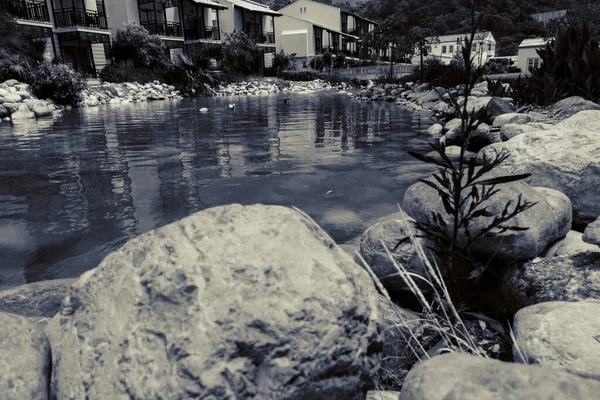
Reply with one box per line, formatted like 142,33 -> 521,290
0,312 -> 51,400
513,300 -> 600,380
502,252 -> 600,314
480,110 -> 600,224
46,204 -> 382,400
399,353 -> 600,400
402,175 -> 571,260
0,278 -> 76,318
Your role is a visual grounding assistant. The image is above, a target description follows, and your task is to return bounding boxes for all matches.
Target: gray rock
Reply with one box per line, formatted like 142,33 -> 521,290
2,103 -> 20,114
480,111 -> 600,224
542,230 -> 599,257
10,110 -> 35,120
499,123 -> 544,140
399,353 -> 600,400
513,300 -> 600,380
16,91 -> 32,100
551,96 -> 600,118
46,204 -> 382,400
425,145 -> 478,164
414,83 -> 429,93
417,89 -> 443,104
502,252 -> 600,314
32,105 -> 53,118
0,312 -> 51,400
583,217 -> 600,245
492,112 -> 533,127
426,123 -> 443,136
3,93 -> 22,103
403,175 -> 572,260
484,97 -> 516,124
3,79 -> 19,87
368,391 -> 401,400
359,212 -> 432,293
0,278 -> 76,318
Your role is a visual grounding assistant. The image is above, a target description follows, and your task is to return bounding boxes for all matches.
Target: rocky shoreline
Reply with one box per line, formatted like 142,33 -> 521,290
215,78 -> 351,96
0,79 -> 66,123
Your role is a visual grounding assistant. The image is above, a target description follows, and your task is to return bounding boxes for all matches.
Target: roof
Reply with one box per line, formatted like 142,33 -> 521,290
193,0 -> 228,9
228,0 -> 282,16
519,37 -> 551,47
280,15 -> 358,39
433,31 -> 494,43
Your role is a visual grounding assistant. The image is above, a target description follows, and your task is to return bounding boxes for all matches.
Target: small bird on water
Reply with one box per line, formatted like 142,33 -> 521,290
227,103 -> 236,110
283,98 -> 289,104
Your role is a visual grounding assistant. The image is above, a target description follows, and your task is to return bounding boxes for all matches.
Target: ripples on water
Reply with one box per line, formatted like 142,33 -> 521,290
0,91 -> 435,289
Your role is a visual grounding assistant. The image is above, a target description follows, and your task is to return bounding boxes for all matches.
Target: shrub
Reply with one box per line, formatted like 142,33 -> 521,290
334,53 -> 346,69
530,22 -> 600,104
112,24 -> 170,70
272,49 -> 297,75
402,9 -> 534,303
411,58 -> 468,88
30,62 -> 87,105
221,31 -> 261,75
187,43 -> 222,70
309,55 -> 324,72
0,11 -> 47,82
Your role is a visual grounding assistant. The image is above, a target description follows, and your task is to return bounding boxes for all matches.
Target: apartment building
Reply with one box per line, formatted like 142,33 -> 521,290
275,0 -> 377,65
412,31 -> 496,67
1,0 -> 280,76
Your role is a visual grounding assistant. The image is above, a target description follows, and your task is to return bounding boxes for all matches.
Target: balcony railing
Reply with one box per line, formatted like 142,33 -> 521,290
142,21 -> 182,37
0,0 -> 50,22
54,8 -> 107,29
245,30 -> 275,44
183,16 -> 219,41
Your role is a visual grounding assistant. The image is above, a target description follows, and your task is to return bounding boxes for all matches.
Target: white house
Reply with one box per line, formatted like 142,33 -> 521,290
412,31 -> 496,67
517,37 -> 551,72
275,0 -> 377,65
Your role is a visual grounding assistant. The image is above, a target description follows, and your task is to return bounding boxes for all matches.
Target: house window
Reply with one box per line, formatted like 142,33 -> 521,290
488,43 -> 492,51
300,7 -> 302,12
527,57 -> 541,70
442,45 -> 447,53
304,7 -> 306,12
449,45 -> 453,53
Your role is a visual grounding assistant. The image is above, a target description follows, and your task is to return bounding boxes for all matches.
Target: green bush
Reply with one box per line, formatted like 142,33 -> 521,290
112,24 -> 170,70
0,11 -> 47,82
530,22 -> 600,104
30,62 -> 87,105
411,58 -> 468,88
272,49 -> 297,75
221,31 -> 261,75
278,70 -> 323,81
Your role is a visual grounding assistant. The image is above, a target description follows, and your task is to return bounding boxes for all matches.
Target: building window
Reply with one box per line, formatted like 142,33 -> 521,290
442,45 -> 447,53
304,7 -> 306,12
449,45 -> 453,53
527,57 -> 541,70
300,7 -> 302,12
488,43 -> 492,51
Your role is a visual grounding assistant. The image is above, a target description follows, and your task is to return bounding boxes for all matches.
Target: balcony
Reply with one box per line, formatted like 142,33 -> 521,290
245,30 -> 274,44
0,0 -> 50,22
54,8 -> 107,29
183,16 -> 219,41
142,21 -> 182,37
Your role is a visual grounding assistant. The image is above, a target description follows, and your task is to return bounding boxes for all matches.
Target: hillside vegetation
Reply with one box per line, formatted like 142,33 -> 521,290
262,0 -> 599,57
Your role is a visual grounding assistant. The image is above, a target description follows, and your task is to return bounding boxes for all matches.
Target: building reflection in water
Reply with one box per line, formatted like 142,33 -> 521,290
0,93 -> 425,288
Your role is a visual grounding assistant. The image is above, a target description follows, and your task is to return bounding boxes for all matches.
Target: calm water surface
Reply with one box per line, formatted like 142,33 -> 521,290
0,91 -> 436,289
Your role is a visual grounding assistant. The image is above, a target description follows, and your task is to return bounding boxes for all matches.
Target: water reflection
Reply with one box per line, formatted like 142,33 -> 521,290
0,92 -> 433,289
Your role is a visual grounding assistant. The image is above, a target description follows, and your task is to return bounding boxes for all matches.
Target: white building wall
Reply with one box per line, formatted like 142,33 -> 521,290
105,0 -> 140,36
279,0 -> 340,32
275,15 -> 313,57
517,46 -> 542,72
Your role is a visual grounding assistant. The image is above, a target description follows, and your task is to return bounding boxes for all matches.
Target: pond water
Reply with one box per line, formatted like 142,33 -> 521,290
0,91 -> 436,289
